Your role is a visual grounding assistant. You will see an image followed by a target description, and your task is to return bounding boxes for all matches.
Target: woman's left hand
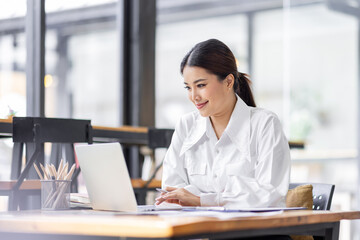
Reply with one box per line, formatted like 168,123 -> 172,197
155,186 -> 200,206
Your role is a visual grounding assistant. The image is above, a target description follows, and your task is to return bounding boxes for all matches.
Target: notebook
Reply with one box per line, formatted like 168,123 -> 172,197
74,142 -> 180,212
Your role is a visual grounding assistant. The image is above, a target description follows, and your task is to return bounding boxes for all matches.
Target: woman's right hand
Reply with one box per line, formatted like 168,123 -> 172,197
155,187 -> 200,206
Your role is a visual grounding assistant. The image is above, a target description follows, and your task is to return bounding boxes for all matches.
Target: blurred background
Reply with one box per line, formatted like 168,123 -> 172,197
0,0 -> 359,239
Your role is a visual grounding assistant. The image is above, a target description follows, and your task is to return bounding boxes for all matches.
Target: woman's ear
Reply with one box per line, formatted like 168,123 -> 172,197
225,74 -> 235,89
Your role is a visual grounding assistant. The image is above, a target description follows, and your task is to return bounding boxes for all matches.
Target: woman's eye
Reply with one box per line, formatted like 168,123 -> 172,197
197,84 -> 206,88
184,86 -> 190,90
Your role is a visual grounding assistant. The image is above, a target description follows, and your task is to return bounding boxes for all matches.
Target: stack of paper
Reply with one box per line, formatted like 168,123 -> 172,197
70,193 -> 92,209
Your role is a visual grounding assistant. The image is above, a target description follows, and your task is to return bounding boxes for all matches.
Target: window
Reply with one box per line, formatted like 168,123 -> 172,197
0,0 -> 26,211
44,1 -> 119,126
254,5 -> 357,153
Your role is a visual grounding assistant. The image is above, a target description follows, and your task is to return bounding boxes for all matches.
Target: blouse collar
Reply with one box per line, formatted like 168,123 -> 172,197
180,94 -> 251,156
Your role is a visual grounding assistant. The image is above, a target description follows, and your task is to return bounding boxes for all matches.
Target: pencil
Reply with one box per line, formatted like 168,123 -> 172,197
33,163 -> 43,180
65,164 -> 76,180
40,163 -> 49,180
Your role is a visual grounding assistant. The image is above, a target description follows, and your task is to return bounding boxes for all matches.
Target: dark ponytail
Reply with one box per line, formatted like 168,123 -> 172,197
180,39 -> 256,107
234,71 -> 256,107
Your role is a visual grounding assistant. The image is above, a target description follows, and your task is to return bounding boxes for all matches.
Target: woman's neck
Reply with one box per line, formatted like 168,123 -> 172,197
210,95 -> 237,139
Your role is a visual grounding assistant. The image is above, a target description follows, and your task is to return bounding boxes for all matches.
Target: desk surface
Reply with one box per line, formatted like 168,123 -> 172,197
0,118 -> 12,123
0,210 -> 358,239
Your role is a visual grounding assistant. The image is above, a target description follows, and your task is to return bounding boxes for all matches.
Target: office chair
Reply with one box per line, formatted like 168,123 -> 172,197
289,183 -> 335,211
289,183 -> 335,240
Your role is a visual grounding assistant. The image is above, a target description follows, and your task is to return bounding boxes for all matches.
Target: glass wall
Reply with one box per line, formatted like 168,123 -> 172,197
0,0 -> 27,119
0,1 -> 27,211
44,0 -> 119,127
0,34 -> 26,118
66,30 -> 119,126
0,1 -> 119,210
43,1 -> 119,194
0,0 -> 26,19
254,4 -> 357,152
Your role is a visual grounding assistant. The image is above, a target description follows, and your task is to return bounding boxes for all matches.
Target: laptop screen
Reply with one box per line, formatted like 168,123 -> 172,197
74,142 -> 138,211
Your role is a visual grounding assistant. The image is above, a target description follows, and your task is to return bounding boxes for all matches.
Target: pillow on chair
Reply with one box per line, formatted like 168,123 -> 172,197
286,184 -> 314,240
286,184 -> 313,210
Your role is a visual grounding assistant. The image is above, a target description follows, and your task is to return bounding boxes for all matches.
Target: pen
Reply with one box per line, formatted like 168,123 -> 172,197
156,188 -> 168,193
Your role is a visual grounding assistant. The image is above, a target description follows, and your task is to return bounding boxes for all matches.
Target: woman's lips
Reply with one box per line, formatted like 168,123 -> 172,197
196,101 -> 208,109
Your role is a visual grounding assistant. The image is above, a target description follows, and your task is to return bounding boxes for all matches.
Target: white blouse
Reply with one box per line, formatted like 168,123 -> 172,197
162,95 -> 291,208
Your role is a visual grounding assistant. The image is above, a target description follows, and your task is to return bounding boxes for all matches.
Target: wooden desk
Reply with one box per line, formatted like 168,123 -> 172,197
0,118 -> 12,123
0,210 -> 358,240
92,125 -> 149,145
0,118 -> 12,136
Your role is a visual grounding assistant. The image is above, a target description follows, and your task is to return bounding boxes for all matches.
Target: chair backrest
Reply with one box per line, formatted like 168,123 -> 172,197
13,117 -> 92,143
7,117 -> 92,210
148,128 -> 174,149
289,183 -> 335,210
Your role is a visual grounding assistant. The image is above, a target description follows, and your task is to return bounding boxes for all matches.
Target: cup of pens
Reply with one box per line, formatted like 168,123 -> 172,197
33,160 -> 76,210
41,179 -> 71,210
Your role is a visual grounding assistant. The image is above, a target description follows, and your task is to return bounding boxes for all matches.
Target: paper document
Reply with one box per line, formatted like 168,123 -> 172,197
154,202 -> 183,210
125,210 -> 284,219
70,193 -> 92,209
173,210 -> 284,219
182,206 -> 306,212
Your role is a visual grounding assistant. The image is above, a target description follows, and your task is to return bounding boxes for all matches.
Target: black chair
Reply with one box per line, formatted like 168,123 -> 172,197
289,183 -> 335,210
1,117 -> 92,210
289,183 -> 336,240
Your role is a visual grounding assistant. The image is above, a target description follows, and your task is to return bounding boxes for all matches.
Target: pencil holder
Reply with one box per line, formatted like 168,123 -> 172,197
41,180 -> 71,210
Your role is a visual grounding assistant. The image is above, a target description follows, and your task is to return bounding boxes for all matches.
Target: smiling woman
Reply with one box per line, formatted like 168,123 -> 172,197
157,39 -> 292,240
182,66 -> 237,139
181,38 -> 256,108
157,39 -> 291,209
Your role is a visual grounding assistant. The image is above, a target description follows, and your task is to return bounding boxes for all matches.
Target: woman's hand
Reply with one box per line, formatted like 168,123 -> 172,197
155,186 -> 200,206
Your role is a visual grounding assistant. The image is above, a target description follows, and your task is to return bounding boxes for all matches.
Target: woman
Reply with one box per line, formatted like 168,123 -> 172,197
156,39 -> 290,209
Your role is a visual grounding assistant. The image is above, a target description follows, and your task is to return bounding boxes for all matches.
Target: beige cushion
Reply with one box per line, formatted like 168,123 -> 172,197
286,184 -> 314,240
286,184 -> 313,210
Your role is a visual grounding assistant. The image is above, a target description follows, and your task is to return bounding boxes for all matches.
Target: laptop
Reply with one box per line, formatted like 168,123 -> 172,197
74,142 -> 181,212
